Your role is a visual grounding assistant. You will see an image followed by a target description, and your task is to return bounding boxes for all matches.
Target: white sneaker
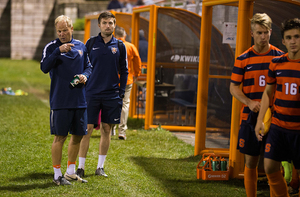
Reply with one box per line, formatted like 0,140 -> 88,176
64,172 -> 88,183
118,134 -> 126,140
95,168 -> 108,177
53,176 -> 71,186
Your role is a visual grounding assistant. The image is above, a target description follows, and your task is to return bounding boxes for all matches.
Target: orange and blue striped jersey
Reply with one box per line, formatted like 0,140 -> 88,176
231,45 -> 284,123
268,54 -> 300,131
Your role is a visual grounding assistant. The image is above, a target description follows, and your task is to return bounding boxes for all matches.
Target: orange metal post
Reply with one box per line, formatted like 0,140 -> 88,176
129,12 -> 140,118
228,0 -> 253,179
84,18 -> 91,44
203,0 -> 238,6
150,125 -> 196,132
194,3 -> 213,156
148,5 -> 158,127
131,6 -> 152,128
144,5 -> 157,129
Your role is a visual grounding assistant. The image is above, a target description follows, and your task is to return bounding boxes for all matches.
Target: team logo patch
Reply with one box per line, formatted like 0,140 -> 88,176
77,50 -> 83,57
111,47 -> 118,54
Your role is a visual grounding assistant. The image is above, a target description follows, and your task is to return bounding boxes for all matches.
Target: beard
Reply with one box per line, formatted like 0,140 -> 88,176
101,31 -> 113,38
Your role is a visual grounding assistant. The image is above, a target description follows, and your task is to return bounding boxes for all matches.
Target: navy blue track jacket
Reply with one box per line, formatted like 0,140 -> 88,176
85,34 -> 128,98
40,38 -> 92,110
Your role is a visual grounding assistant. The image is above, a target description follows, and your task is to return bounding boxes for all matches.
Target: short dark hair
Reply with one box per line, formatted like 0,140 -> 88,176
281,18 -> 300,38
98,11 -> 116,24
115,26 -> 126,38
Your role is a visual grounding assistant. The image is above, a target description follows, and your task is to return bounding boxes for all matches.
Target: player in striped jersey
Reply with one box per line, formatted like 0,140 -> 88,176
255,18 -> 300,197
230,13 -> 284,196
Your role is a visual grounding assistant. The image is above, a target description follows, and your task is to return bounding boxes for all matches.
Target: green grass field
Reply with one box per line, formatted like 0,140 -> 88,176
0,58 -> 270,196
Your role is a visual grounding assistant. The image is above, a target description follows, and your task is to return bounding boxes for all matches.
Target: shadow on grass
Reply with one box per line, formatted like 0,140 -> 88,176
130,156 -> 270,197
0,173 -> 54,192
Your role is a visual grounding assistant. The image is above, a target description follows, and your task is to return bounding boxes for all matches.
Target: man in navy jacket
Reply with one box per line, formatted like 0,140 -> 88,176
76,11 -> 128,178
41,15 -> 92,185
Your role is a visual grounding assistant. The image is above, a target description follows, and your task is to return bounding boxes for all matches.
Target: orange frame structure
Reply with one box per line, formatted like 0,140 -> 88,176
131,5 -> 157,130
131,6 -> 235,134
131,5 -> 202,132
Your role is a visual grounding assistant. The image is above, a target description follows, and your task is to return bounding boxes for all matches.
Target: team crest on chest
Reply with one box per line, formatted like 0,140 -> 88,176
111,47 -> 118,54
77,50 -> 83,57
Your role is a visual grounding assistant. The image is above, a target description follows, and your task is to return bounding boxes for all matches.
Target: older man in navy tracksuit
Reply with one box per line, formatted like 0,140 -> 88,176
41,15 -> 92,186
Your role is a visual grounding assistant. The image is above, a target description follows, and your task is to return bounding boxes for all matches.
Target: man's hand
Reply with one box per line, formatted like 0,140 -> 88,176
255,119 -> 264,141
59,43 -> 74,53
247,100 -> 261,113
77,74 -> 87,84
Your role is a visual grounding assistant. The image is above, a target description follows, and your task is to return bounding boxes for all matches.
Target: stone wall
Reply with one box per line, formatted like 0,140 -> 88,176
11,0 -> 55,60
1,0 -> 109,60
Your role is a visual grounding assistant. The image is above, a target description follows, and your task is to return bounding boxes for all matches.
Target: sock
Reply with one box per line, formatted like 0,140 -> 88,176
66,161 -> 76,175
78,157 -> 86,170
53,164 -> 62,180
267,170 -> 289,197
244,166 -> 257,197
97,155 -> 106,169
289,165 -> 299,189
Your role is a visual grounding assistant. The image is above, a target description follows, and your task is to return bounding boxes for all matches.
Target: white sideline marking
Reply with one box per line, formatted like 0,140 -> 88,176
21,78 -> 49,107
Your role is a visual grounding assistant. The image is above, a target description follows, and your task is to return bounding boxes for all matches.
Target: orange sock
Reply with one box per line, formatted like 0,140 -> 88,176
267,171 -> 289,197
67,161 -> 76,168
244,166 -> 257,197
53,164 -> 61,169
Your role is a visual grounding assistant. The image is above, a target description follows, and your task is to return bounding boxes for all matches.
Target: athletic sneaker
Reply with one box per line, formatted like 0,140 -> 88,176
118,134 -> 126,140
76,168 -> 84,178
95,168 -> 108,177
53,176 -> 71,186
64,172 -> 88,183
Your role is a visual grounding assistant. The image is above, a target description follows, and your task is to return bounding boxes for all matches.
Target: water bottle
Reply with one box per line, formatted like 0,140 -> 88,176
70,75 -> 80,87
220,158 -> 227,171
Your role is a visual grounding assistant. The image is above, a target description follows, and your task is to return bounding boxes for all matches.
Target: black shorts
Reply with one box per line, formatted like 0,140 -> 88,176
237,123 -> 266,156
87,96 -> 123,125
50,108 -> 87,136
264,124 -> 300,169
